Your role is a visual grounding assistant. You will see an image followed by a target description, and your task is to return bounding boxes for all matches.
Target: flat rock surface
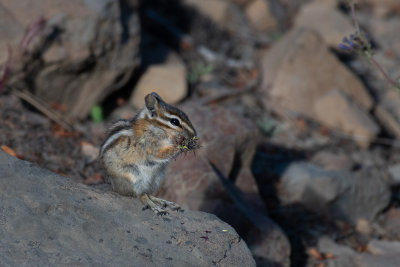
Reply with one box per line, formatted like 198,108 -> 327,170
0,150 -> 255,267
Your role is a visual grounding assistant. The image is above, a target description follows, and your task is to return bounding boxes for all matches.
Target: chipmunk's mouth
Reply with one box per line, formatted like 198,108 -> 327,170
175,136 -> 199,152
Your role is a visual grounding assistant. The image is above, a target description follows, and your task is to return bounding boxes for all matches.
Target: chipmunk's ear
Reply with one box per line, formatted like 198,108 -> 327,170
145,92 -> 162,117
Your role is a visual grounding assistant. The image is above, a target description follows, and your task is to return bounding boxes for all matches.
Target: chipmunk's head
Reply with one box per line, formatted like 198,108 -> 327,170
144,92 -> 199,152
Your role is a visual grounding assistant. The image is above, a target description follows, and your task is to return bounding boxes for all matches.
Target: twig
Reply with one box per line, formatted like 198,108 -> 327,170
370,56 -> 399,89
348,1 -> 361,36
342,0 -> 400,90
11,88 -> 75,131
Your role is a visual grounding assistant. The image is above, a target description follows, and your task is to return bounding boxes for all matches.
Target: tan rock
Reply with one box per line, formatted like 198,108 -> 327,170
261,27 -> 373,120
245,0 -> 277,31
314,89 -> 379,148
130,62 -> 187,108
294,1 -> 354,47
356,218 -> 373,235
184,0 -> 231,27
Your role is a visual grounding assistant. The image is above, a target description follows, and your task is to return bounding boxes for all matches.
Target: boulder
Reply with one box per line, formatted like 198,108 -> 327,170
260,28 -> 376,146
5,0 -> 140,121
278,162 -> 352,211
277,162 -> 391,222
0,150 -> 255,266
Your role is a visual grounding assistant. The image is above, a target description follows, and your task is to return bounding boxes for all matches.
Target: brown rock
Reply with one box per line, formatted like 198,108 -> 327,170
314,90 -> 379,148
130,62 -> 187,108
159,102 -> 291,266
294,1 -> 353,47
245,0 -> 277,32
261,28 -> 376,146
161,102 -> 259,209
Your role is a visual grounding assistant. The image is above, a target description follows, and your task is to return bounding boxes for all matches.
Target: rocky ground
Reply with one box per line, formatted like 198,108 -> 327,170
1,0 -> 400,266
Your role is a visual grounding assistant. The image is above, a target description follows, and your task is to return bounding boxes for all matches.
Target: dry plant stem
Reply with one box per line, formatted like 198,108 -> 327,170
349,1 -> 361,36
348,0 -> 399,89
12,89 -> 74,131
370,56 -> 399,88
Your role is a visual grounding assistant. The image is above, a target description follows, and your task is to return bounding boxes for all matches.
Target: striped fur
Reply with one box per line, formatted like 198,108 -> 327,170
100,92 -> 197,203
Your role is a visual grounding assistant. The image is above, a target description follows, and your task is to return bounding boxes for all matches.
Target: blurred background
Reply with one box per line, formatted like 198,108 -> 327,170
1,0 -> 400,266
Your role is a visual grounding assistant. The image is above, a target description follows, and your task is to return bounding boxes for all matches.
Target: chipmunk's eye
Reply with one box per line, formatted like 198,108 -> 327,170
170,118 -> 180,127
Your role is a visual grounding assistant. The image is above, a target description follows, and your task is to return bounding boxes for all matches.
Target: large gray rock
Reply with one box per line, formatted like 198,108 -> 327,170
277,162 -> 391,222
0,150 -> 255,266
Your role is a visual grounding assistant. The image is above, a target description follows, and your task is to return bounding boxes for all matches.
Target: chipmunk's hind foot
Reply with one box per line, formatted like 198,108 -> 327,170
140,194 -> 168,215
149,195 -> 183,212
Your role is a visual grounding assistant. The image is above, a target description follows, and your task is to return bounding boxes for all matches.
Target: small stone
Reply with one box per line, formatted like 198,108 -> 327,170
130,63 -> 187,108
314,90 -> 380,148
80,141 -> 99,163
245,0 -> 277,32
356,218 -> 373,235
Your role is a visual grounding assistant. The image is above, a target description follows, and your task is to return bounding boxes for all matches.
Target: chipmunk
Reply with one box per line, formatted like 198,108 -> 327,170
100,92 -> 198,215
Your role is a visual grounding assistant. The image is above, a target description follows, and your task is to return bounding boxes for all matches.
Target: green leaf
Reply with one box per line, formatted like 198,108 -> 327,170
91,105 -> 103,123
